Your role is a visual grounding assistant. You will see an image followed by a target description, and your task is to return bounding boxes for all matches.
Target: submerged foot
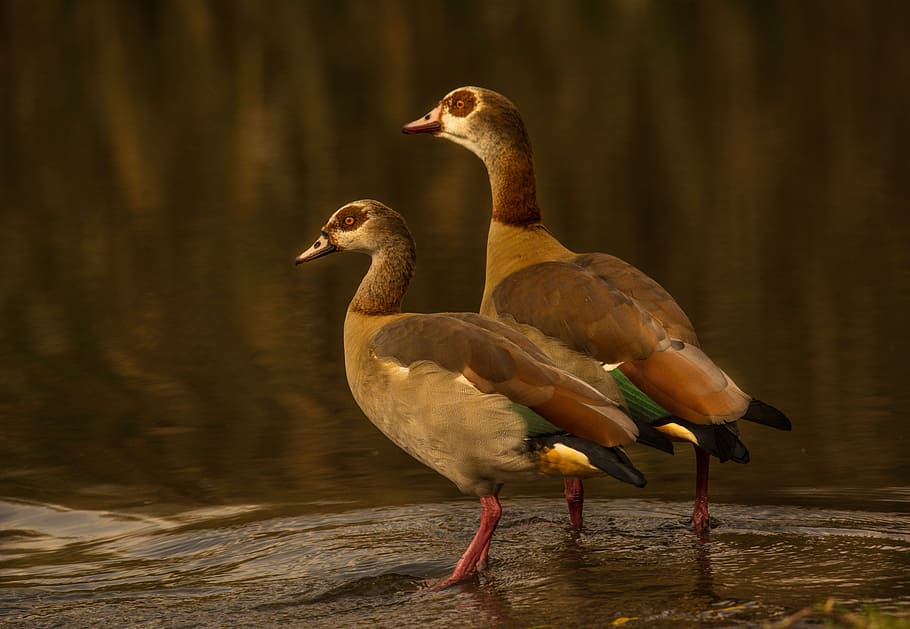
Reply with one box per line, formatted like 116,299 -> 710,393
564,477 -> 584,529
690,508 -> 717,537
420,571 -> 480,592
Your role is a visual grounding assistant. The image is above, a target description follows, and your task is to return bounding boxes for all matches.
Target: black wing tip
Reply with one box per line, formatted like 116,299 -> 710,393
634,419 -> 675,455
731,449 -> 751,464
542,435 -> 647,488
658,418 -> 751,463
745,399 -> 793,431
729,431 -> 751,464
604,445 -> 647,488
714,424 -> 750,463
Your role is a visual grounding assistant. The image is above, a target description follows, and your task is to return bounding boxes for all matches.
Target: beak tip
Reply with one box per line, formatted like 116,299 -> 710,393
295,236 -> 336,265
401,122 -> 442,135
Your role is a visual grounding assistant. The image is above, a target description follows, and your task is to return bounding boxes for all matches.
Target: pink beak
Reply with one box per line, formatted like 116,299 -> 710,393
402,104 -> 442,134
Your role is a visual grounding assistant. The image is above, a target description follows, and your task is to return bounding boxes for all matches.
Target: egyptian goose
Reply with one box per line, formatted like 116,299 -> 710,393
403,87 -> 791,535
295,200 -> 667,588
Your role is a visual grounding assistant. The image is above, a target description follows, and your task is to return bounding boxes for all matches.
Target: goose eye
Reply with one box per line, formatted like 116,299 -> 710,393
344,216 -> 356,226
448,94 -> 473,117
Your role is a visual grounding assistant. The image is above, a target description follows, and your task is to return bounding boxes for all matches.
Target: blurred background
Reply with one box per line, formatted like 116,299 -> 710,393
2,2 -> 909,625
1,0 -> 908,518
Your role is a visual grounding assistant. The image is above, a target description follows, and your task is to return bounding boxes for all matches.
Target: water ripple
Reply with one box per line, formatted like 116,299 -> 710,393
1,496 -> 908,626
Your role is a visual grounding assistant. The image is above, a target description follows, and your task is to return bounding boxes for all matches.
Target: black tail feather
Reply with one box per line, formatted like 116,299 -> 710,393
730,429 -> 751,464
632,418 -> 675,455
536,435 -> 647,488
652,417 -> 751,463
743,399 -> 792,431
590,444 -> 647,488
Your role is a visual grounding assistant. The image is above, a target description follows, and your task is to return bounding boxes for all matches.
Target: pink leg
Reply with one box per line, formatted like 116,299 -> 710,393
428,495 -> 503,590
477,536 -> 493,571
564,477 -> 584,529
692,446 -> 711,536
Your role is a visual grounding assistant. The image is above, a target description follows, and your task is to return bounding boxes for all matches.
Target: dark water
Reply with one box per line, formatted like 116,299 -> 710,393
2,496 -> 909,627
2,2 -> 909,626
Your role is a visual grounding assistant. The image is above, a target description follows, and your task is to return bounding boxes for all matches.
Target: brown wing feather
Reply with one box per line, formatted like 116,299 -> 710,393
443,312 -> 557,367
576,254 -> 750,422
529,389 -> 635,447
492,262 -> 671,364
619,344 -> 749,423
574,253 -> 699,346
492,258 -> 750,424
370,314 -> 638,446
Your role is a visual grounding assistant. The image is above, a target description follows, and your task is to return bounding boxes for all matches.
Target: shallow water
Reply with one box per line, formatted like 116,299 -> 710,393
2,2 -> 910,626
3,495 -> 909,627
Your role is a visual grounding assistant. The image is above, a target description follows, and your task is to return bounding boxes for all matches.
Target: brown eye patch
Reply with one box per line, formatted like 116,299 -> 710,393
336,205 -> 367,231
448,90 -> 476,117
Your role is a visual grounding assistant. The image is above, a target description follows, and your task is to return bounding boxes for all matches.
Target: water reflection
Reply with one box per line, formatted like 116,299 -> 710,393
1,0 -> 909,508
4,497 -> 907,625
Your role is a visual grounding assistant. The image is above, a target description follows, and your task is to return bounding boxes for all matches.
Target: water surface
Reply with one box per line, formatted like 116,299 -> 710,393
3,495 -> 908,627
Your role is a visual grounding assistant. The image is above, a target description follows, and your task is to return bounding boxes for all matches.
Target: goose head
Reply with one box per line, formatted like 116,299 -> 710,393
402,86 -> 531,163
295,199 -> 415,264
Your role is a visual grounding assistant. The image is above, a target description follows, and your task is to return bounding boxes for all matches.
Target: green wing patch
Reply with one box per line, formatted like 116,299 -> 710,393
609,368 -> 670,422
511,403 -> 562,436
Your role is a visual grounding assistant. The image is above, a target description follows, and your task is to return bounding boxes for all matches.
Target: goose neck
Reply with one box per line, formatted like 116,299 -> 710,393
349,243 -> 415,316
